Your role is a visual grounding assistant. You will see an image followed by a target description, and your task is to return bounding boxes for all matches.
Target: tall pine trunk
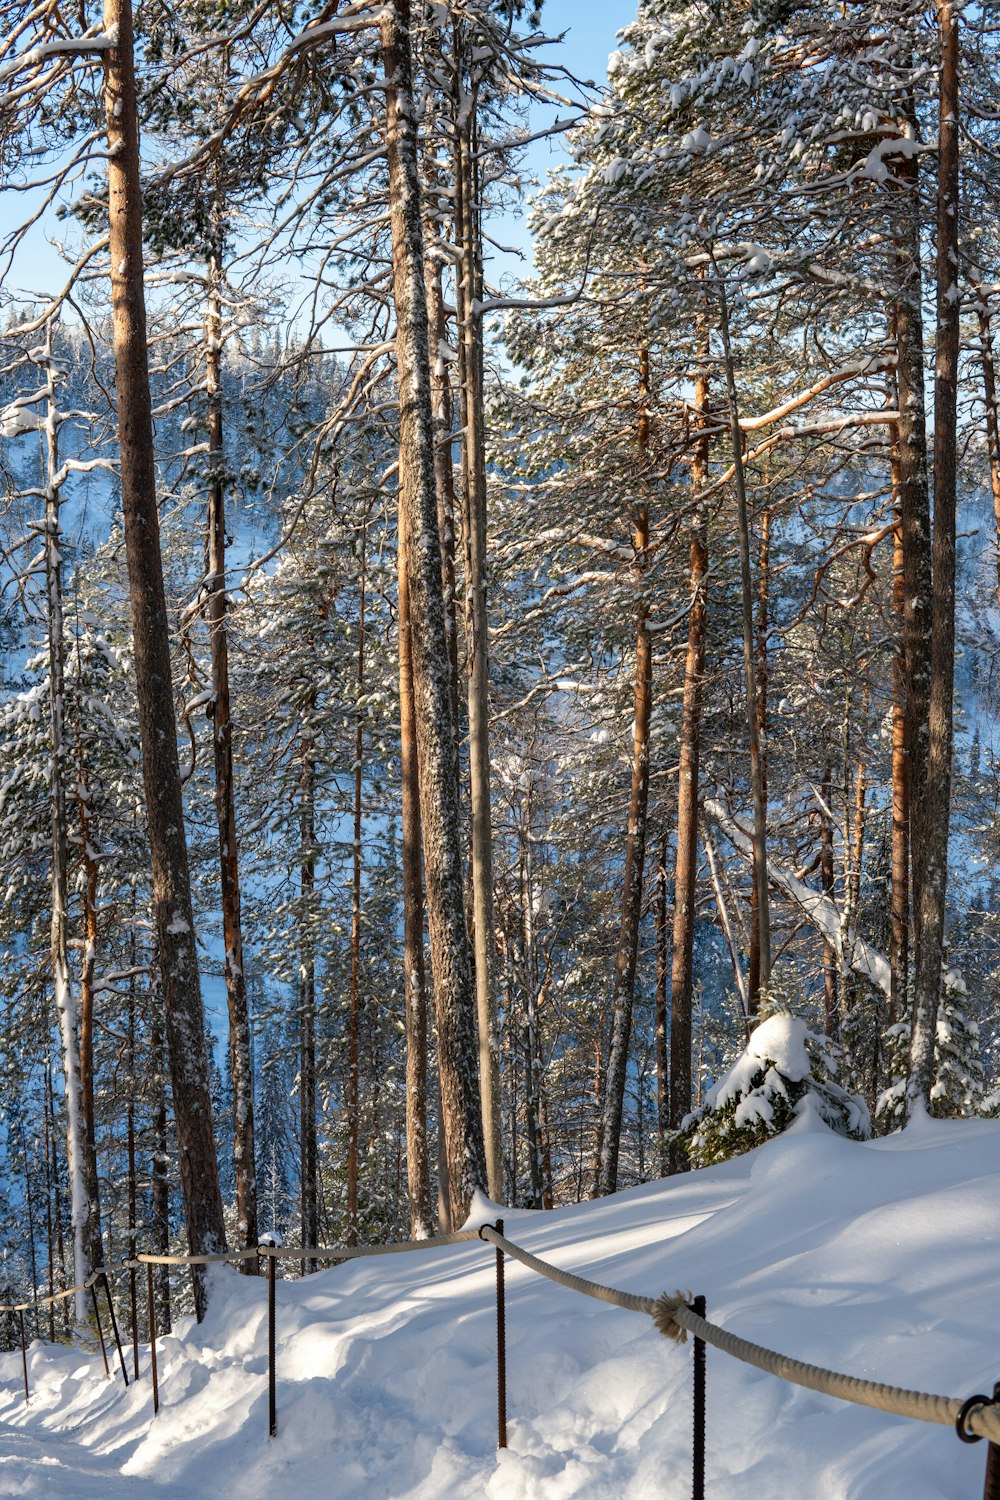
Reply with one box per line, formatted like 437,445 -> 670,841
398,516 -> 433,1238
907,2 -> 960,1115
298,716 -> 318,1268
668,361 -> 709,1173
715,265 -> 771,999
894,122 -> 932,1041
453,67 -> 502,1202
102,0 -> 226,1310
205,228 -> 257,1264
347,529 -> 367,1247
597,347 -> 653,1197
380,0 -> 486,1225
40,326 -> 90,1316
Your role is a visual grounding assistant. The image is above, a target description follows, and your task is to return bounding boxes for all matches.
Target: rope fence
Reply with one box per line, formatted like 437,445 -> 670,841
4,1221 -> 1000,1497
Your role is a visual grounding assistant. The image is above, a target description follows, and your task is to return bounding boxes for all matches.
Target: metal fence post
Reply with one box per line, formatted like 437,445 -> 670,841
90,1280 -> 110,1380
103,1272 -> 129,1387
268,1251 -> 277,1438
692,1294 -> 706,1500
983,1383 -> 1000,1500
495,1219 -> 507,1450
146,1262 -> 159,1415
17,1309 -> 29,1404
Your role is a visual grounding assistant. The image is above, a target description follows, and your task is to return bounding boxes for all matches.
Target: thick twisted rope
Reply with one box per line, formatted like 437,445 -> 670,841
478,1225 -> 657,1316
0,1267 -> 109,1315
253,1229 -> 482,1261
480,1226 -> 1000,1445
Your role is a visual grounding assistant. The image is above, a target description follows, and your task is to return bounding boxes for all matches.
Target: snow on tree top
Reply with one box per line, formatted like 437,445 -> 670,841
707,1014 -> 812,1114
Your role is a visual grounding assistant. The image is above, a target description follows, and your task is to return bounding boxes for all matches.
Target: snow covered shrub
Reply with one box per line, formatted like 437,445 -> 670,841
675,1013 -> 871,1169
877,972 -> 984,1123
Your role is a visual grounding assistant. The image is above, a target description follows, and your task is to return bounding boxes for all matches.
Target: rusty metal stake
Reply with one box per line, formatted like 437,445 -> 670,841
267,1251 -> 277,1438
103,1273 -> 129,1387
983,1383 -> 1000,1500
692,1295 -> 706,1500
147,1262 -> 159,1416
495,1218 -> 507,1450
17,1309 -> 28,1404
91,1280 -> 110,1380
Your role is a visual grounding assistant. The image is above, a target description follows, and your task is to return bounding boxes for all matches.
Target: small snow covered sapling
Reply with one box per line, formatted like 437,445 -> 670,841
674,1013 -> 871,1169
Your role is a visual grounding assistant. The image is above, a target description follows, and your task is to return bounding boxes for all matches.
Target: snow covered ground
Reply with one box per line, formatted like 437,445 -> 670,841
1,1113 -> 999,1497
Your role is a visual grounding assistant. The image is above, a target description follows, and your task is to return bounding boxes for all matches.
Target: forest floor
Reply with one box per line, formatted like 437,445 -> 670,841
1,1112 -> 998,1497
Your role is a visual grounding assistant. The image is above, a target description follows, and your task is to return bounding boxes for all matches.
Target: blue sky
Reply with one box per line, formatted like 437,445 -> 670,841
1,1 -> 635,308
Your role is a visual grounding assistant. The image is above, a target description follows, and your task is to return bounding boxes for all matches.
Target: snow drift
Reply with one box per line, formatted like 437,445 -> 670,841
2,1116 -> 999,1497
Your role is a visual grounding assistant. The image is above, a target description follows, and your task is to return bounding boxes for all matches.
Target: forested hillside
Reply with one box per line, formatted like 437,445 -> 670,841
0,0 -> 998,1332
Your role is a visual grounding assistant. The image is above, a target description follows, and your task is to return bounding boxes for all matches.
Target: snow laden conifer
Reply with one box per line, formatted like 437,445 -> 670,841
676,1012 -> 870,1169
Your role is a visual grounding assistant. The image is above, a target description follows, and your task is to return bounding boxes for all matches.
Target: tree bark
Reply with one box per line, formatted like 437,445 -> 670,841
298,717 -> 318,1269
907,2 -> 959,1116
380,0 -> 486,1225
748,505 -> 770,1014
668,361 -> 709,1173
398,516 -> 433,1239
889,443 -> 910,1031
893,124 -> 932,1023
40,323 -> 90,1318
597,346 -> 654,1197
714,263 -> 771,998
654,838 -> 669,1178
819,768 -> 839,1038
453,67 -> 502,1203
205,229 -> 257,1265
102,0 -> 226,1310
347,528 -> 367,1247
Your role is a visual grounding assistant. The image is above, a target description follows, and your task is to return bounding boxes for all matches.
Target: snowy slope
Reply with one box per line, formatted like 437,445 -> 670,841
2,1115 -> 999,1498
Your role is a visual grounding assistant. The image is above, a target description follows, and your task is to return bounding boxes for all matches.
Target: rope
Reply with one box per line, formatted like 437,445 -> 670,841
129,1250 -> 260,1267
662,1299 -> 1000,1445
478,1226 -> 656,1316
254,1229 -> 482,1261
0,1267 -> 108,1315
481,1227 -> 1000,1446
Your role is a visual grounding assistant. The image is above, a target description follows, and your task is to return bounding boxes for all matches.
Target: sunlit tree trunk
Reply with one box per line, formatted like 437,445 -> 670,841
381,0 -> 486,1223
908,4 -> 959,1115
597,347 -> 653,1196
102,0 -> 225,1308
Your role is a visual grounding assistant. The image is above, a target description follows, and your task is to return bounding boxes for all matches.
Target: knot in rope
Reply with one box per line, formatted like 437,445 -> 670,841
653,1291 -> 694,1346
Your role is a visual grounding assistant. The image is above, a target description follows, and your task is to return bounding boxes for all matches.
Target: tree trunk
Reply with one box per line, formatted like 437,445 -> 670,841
347,529 -> 367,1247
596,347 -> 654,1197
299,719 -> 318,1268
654,838 -> 669,1178
422,198 -> 460,732
893,125 -> 932,1024
668,361 -> 709,1173
819,768 -> 839,1038
907,3 -> 959,1116
380,0 -> 486,1225
102,0 -> 226,1309
889,441 -> 910,1031
40,324 -> 90,1317
714,264 -> 771,999
76,791 -> 103,1277
398,521 -> 433,1238
748,505 -> 770,1013
150,1006 -> 171,1335
205,231 -> 257,1264
453,69 -> 503,1203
